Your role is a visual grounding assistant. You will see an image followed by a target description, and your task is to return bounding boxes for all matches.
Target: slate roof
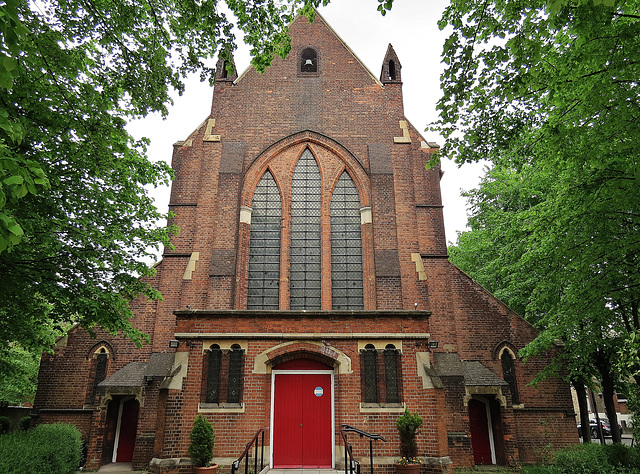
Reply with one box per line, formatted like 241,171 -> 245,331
432,352 -> 507,387
99,353 -> 176,388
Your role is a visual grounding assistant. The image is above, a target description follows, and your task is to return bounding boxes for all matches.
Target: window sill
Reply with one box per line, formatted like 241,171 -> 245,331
359,402 -> 406,413
198,403 -> 245,413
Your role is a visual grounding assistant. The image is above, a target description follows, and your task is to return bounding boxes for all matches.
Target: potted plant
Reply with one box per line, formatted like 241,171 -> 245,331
189,414 -> 218,473
395,409 -> 423,474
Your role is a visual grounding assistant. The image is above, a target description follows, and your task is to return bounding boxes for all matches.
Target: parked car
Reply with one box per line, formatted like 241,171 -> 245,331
577,419 -> 613,439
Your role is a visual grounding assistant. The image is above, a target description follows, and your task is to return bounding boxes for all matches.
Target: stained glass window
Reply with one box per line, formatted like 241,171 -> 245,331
248,171 -> 281,309
331,172 -> 364,309
290,149 -> 322,309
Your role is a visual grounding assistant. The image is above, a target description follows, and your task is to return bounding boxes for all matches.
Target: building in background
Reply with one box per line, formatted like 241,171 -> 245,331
34,12 -> 577,473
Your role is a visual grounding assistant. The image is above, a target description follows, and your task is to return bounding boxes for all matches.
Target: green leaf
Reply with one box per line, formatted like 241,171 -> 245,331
3,175 -> 23,185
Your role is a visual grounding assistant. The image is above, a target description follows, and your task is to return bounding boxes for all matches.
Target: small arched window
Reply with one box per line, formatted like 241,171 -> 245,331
90,346 -> 110,403
360,343 -> 402,406
384,344 -> 399,403
204,343 -> 245,406
362,344 -> 378,403
205,344 -> 222,403
227,344 -> 244,404
300,47 -> 318,73
501,350 -> 520,405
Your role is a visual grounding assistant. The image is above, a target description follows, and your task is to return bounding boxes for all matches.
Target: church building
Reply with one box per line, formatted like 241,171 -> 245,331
33,12 -> 577,473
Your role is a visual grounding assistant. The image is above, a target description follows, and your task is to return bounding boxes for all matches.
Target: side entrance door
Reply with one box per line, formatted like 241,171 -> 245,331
469,397 -> 495,465
113,397 -> 139,462
272,363 -> 333,468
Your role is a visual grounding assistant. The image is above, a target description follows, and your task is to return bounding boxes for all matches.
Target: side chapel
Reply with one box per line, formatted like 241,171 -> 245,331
34,12 -> 577,473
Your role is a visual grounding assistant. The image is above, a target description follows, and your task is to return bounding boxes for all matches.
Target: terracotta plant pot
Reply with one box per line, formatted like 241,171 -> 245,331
395,463 -> 421,474
194,464 -> 219,473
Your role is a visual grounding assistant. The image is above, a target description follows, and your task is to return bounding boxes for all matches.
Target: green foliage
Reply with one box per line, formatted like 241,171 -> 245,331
626,385 -> 640,441
0,344 -> 40,405
0,423 -> 82,473
18,416 -> 30,431
553,443 -> 640,473
0,416 -> 10,434
189,414 -> 215,467
396,409 -> 423,459
440,0 -> 640,410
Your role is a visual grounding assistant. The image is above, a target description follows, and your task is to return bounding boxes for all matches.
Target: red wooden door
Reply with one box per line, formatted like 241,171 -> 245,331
273,372 -> 332,468
116,398 -> 139,462
469,399 -> 493,465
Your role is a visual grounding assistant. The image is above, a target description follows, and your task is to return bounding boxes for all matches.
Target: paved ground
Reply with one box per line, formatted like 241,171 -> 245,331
586,433 -> 635,446
78,462 -> 147,473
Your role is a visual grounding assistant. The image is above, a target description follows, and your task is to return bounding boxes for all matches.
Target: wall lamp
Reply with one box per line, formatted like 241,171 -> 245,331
144,375 -> 154,384
428,341 -> 439,350
169,339 -> 195,349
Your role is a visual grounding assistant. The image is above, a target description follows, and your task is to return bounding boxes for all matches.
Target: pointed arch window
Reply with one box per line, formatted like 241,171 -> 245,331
501,350 -> 520,405
248,171 -> 281,310
290,149 -> 322,309
331,172 -> 364,309
90,346 -> 110,403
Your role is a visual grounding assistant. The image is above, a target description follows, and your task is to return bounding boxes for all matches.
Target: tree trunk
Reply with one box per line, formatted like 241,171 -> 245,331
572,380 -> 591,443
595,350 -> 622,443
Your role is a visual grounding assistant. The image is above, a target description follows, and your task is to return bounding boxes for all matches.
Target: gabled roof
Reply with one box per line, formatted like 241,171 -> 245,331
234,10 -> 383,87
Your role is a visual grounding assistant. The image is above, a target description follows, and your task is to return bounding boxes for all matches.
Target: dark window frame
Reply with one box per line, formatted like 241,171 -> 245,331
501,349 -> 520,405
360,343 -> 403,407
203,344 -> 245,407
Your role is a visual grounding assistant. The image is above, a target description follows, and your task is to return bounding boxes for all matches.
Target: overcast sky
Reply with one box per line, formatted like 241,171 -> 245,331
127,0 -> 485,246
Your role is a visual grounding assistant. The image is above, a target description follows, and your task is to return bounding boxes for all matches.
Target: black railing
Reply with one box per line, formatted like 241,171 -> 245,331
341,425 -> 387,474
231,427 -> 269,474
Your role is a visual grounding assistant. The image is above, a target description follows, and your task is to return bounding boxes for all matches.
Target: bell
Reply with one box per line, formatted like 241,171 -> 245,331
304,59 -> 314,66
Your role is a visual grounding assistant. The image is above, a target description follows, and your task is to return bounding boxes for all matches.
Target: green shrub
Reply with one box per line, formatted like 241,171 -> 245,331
18,416 -> 31,431
396,409 -> 423,459
554,443 -> 610,473
0,423 -> 82,473
604,443 -> 640,470
554,443 -> 640,474
0,416 -> 10,434
189,414 -> 215,467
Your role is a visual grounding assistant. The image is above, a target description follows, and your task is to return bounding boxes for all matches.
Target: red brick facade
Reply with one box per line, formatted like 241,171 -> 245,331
34,13 -> 577,473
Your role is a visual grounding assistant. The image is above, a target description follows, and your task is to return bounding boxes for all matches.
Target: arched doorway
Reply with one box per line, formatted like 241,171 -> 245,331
469,397 -> 496,465
112,397 -> 139,463
271,359 -> 334,468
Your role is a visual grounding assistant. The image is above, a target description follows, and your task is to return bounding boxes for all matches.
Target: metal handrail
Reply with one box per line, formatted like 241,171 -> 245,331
341,425 -> 387,474
231,427 -> 269,474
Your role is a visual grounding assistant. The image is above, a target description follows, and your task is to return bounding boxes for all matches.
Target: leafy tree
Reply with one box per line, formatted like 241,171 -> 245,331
0,344 -> 40,405
1,0 -> 395,401
437,0 -> 640,443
